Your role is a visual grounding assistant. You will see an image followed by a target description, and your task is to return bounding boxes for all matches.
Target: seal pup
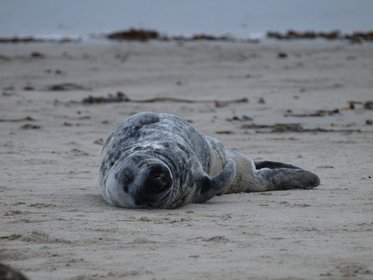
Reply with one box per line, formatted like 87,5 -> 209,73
99,112 -> 320,209
0,263 -> 29,280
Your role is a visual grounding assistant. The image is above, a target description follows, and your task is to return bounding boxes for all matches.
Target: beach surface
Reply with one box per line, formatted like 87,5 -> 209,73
0,40 -> 373,280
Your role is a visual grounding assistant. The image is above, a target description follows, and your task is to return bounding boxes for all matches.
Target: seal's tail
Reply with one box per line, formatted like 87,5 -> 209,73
254,161 -> 320,190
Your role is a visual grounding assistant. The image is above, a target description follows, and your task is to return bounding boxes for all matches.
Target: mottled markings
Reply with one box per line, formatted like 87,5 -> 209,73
99,112 -> 320,208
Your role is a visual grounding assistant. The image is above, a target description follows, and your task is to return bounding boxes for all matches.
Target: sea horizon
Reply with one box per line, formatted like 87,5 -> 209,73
1,0 -> 372,40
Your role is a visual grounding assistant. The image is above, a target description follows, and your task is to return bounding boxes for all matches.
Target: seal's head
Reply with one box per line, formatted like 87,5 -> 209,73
102,154 -> 174,208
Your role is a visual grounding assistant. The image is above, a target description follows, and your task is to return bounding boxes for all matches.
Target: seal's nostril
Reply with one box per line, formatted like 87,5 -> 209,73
149,170 -> 166,183
149,165 -> 163,177
144,164 -> 171,193
131,164 -> 172,207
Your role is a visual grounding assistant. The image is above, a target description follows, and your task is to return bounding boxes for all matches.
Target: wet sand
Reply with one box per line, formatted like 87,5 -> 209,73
0,41 -> 373,280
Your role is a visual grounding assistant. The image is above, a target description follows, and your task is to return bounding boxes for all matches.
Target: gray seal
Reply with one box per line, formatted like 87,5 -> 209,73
0,263 -> 29,280
99,112 -> 320,208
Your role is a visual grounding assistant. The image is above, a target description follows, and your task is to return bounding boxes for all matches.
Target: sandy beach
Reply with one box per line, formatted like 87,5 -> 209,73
0,40 -> 373,280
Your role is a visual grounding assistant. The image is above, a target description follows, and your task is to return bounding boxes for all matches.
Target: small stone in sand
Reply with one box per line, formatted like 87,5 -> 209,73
227,115 -> 253,122
277,52 -> 288,58
364,101 -> 373,110
31,52 -> 45,58
23,85 -> 34,91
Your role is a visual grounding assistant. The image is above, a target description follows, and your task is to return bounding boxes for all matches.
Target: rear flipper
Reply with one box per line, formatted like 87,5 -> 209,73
255,160 -> 301,170
254,161 -> 320,190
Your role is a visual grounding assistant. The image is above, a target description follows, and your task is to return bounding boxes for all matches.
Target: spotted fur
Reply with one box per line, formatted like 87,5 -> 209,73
99,112 -> 320,208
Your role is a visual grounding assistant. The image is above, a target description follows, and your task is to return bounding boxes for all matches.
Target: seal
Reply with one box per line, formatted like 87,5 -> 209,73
0,263 -> 29,280
99,112 -> 320,209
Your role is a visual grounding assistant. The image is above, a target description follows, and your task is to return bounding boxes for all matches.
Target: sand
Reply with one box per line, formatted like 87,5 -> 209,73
0,40 -> 372,280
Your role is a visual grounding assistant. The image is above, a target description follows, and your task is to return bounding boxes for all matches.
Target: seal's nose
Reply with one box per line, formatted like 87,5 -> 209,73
147,164 -> 171,192
133,163 -> 172,206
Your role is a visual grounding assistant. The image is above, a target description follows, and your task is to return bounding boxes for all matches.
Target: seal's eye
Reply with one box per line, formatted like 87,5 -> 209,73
122,170 -> 134,192
123,171 -> 134,182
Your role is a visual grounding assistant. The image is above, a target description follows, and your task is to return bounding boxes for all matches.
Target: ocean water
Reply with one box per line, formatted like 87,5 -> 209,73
1,0 -> 372,39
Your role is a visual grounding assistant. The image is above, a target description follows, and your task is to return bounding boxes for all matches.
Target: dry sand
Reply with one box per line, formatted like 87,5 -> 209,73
0,40 -> 372,280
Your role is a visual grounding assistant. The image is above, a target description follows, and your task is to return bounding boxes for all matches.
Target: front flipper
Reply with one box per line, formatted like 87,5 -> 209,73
194,160 -> 236,203
256,164 -> 320,191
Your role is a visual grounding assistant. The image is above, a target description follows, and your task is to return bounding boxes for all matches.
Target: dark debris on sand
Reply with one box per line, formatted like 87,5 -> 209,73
106,28 -> 235,42
241,123 -> 361,134
284,109 -> 340,117
285,100 -> 373,118
0,36 -> 78,44
348,100 -> 373,110
267,30 -> 373,43
0,116 -> 35,122
20,124 -> 41,130
81,92 -> 248,108
82,92 -> 130,104
47,83 -> 90,91
107,29 -> 160,41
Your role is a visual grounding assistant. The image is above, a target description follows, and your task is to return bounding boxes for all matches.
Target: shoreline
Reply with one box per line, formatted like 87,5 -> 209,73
1,28 -> 372,44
